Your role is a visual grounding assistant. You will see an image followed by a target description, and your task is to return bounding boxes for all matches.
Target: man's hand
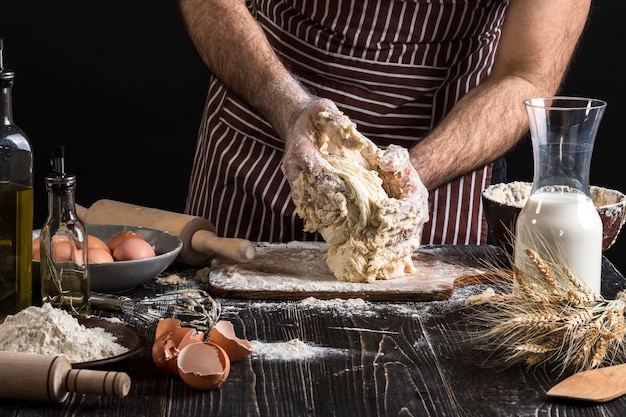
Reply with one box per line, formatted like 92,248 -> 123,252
377,145 -> 429,222
281,98 -> 345,187
282,99 -> 429,222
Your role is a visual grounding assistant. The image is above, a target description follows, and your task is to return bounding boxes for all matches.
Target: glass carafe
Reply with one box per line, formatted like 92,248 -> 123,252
514,97 -> 606,295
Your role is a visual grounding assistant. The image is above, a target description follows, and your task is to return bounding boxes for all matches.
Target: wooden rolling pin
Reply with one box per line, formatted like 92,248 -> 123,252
0,352 -> 131,403
76,199 -> 255,265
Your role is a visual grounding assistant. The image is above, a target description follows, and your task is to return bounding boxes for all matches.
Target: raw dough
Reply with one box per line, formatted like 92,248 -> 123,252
291,111 -> 427,282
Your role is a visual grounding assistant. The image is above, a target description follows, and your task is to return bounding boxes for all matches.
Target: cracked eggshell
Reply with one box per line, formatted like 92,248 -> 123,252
177,342 -> 230,390
208,320 -> 253,362
152,325 -> 204,376
155,318 -> 183,340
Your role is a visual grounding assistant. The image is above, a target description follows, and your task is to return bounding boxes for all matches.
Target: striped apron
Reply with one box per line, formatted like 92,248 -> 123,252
186,0 -> 510,245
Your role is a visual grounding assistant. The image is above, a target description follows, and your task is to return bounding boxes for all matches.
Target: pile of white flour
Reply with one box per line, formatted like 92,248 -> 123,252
0,303 -> 128,362
250,339 -> 346,360
484,181 -> 531,207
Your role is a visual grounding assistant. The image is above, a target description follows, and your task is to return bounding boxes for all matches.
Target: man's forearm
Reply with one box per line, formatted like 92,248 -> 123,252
411,0 -> 591,191
409,75 -> 541,190
177,0 -> 312,139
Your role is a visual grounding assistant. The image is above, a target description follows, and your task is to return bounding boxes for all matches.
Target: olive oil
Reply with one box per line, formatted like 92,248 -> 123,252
0,39 -> 34,317
0,183 -> 33,317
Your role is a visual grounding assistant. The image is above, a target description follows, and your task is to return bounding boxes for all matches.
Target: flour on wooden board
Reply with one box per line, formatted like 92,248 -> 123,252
0,303 -> 128,362
210,245 -> 487,296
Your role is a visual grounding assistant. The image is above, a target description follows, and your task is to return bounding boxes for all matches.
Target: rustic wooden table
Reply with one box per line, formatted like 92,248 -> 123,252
2,245 -> 626,417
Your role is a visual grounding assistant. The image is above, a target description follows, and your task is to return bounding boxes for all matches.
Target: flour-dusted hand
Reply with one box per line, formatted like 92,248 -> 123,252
376,145 -> 429,224
282,98 -> 346,188
288,109 -> 430,283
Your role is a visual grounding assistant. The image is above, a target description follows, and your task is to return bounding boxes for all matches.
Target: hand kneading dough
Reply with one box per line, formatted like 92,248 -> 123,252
291,111 -> 428,283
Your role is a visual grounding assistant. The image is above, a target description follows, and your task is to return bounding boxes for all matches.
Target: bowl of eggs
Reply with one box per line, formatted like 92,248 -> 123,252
482,181 -> 626,256
33,224 -> 183,293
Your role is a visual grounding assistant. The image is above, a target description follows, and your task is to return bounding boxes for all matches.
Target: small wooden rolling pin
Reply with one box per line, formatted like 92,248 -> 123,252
0,352 -> 131,403
76,199 -> 255,265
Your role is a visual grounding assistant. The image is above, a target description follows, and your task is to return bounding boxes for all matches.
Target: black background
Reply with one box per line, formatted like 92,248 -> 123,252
1,1 -> 625,271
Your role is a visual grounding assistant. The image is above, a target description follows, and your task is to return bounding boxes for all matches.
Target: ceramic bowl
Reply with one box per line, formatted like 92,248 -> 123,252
33,224 -> 183,293
482,182 -> 626,255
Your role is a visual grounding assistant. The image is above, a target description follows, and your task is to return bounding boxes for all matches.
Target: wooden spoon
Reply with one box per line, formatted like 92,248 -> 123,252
547,363 -> 626,402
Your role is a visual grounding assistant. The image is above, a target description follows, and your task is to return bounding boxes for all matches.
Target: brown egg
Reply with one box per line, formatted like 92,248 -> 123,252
32,236 -> 40,261
88,247 -> 114,264
209,320 -> 253,362
34,235 -> 84,263
87,235 -> 110,252
107,231 -> 145,253
112,237 -> 156,261
51,235 -> 86,263
177,342 -> 230,390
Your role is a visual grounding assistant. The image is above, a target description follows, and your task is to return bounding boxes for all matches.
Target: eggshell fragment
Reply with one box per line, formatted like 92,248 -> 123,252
209,320 -> 253,362
155,318 -> 183,341
112,237 -> 156,261
152,319 -> 204,376
152,332 -> 181,376
177,342 -> 230,390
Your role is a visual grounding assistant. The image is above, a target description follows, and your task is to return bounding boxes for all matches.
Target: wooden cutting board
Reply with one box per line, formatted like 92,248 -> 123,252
208,243 -> 509,301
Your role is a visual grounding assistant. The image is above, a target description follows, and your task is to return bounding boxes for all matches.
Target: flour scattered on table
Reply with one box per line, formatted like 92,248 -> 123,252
251,339 -> 345,360
298,297 -> 377,317
0,303 -> 128,363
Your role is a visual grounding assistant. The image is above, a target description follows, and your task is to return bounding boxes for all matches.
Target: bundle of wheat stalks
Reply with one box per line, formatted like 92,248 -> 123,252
466,248 -> 626,372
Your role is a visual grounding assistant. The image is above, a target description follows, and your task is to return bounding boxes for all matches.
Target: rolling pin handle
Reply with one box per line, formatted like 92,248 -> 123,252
67,369 -> 131,398
0,352 -> 131,403
190,230 -> 256,263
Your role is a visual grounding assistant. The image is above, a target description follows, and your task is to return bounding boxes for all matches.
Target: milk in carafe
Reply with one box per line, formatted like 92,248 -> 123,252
514,189 -> 602,294
514,97 -> 606,295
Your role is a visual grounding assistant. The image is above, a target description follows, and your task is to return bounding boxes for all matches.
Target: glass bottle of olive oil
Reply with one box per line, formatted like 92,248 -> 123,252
0,38 -> 34,317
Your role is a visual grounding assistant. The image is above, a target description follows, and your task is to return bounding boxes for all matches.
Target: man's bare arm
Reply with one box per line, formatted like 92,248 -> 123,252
177,0 -> 313,139
409,0 -> 592,190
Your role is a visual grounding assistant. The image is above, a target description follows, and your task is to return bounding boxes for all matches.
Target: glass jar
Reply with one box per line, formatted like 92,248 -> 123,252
514,97 -> 606,294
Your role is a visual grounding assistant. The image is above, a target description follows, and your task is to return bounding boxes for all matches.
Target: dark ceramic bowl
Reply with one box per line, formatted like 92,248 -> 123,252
482,182 -> 626,255
33,224 -> 183,293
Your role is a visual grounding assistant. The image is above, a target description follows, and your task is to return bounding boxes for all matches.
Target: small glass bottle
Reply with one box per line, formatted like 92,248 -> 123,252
0,38 -> 34,317
40,145 -> 90,314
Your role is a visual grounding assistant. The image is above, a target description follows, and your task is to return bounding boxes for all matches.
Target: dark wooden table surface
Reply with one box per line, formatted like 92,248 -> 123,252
2,245 -> 626,417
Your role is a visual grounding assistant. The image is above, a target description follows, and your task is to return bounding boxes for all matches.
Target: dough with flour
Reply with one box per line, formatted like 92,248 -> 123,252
291,112 -> 428,282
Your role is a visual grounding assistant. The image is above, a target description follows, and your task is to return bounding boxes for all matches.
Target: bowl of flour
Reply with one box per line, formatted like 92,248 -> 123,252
0,303 -> 146,367
482,182 -> 626,255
